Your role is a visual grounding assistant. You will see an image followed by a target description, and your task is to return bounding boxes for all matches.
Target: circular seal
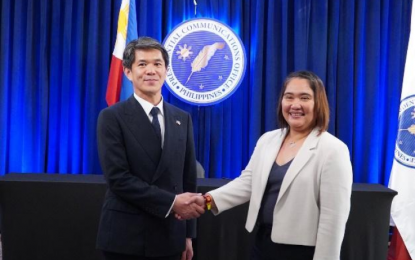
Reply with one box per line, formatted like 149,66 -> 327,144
163,18 -> 246,106
394,94 -> 415,168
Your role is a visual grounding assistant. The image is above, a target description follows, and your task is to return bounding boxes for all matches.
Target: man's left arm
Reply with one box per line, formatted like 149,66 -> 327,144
181,238 -> 193,260
183,113 -> 197,238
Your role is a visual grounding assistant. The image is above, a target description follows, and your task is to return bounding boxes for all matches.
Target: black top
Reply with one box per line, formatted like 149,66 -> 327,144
258,160 -> 292,225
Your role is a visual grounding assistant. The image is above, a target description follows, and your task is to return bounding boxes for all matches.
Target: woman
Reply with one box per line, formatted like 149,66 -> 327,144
205,71 -> 352,260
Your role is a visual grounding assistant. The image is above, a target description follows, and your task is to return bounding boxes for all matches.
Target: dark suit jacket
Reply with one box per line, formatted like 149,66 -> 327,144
96,96 -> 197,257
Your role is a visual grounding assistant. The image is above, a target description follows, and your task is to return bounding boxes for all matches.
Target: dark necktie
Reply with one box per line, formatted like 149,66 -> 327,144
150,107 -> 162,143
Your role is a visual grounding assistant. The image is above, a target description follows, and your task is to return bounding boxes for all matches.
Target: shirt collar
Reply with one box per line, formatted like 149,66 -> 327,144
134,93 -> 164,117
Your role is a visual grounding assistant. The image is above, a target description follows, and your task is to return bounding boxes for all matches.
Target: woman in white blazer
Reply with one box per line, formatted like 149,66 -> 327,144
203,71 -> 353,260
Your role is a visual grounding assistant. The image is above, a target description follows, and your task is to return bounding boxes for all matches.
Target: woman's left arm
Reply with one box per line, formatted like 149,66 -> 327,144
314,142 -> 353,260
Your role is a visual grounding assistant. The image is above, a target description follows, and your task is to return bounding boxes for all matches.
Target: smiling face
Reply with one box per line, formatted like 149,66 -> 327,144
281,78 -> 316,133
124,49 -> 167,104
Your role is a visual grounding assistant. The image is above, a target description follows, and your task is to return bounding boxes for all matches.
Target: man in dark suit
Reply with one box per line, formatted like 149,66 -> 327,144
96,37 -> 204,260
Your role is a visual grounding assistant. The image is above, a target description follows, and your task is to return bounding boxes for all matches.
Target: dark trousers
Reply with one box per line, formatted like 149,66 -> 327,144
102,251 -> 181,260
250,225 -> 315,260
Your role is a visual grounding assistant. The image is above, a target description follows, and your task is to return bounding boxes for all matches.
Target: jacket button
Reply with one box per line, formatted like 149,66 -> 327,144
173,185 -> 177,191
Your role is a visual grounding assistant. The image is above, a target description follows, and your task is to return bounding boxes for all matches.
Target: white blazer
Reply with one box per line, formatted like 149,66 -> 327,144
209,128 -> 353,260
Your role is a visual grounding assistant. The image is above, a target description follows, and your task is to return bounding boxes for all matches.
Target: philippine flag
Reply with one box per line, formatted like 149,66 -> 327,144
106,0 -> 137,106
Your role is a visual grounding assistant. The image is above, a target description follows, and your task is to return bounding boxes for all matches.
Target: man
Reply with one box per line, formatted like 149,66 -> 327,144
96,37 -> 204,260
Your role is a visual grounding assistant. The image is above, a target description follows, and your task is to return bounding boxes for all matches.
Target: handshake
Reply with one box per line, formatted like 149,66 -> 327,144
172,192 -> 209,220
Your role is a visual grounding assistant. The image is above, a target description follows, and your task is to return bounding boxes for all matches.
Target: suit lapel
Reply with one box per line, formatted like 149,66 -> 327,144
277,128 -> 320,202
123,96 -> 162,167
151,103 -> 183,182
259,130 -> 287,191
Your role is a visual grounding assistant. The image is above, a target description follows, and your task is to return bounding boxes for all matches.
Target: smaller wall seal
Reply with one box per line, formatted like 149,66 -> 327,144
395,94 -> 415,168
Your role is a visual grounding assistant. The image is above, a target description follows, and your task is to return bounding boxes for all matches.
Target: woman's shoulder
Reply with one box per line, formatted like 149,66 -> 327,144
318,131 -> 349,151
252,129 -> 286,148
258,128 -> 285,141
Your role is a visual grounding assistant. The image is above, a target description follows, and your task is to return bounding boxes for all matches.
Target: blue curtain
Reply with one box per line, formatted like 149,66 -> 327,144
0,0 -> 412,185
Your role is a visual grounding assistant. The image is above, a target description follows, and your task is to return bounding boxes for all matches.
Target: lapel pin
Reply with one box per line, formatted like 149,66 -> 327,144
176,120 -> 181,125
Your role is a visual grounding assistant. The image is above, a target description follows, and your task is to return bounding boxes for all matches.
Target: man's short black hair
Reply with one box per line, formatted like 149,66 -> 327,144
122,37 -> 169,69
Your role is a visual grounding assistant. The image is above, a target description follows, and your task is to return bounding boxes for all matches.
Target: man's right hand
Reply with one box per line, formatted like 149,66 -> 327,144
173,193 -> 205,220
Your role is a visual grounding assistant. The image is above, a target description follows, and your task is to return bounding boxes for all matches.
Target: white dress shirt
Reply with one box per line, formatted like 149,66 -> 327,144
134,93 -> 165,148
